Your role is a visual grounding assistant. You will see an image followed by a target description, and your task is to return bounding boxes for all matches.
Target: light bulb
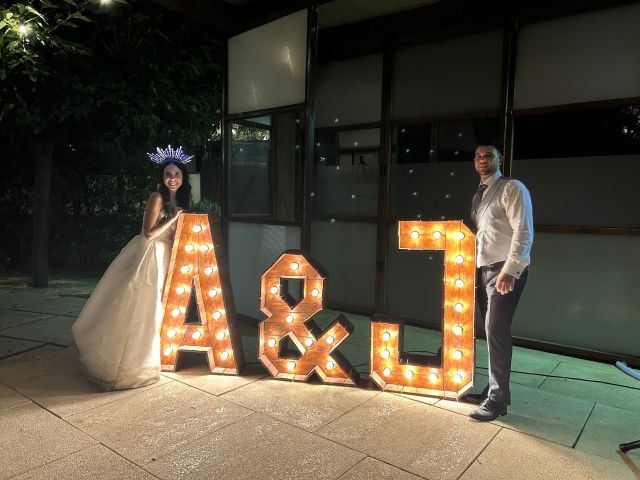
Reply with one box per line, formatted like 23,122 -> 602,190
220,351 -> 229,360
311,288 -> 320,297
410,231 -> 420,239
382,331 -> 391,342
454,373 -> 463,384
326,335 -> 335,344
285,314 -> 294,323
433,231 -> 442,239
428,372 -> 438,382
453,325 -> 464,336
18,24 -> 28,35
270,286 -> 279,294
304,338 -> 313,347
405,369 -> 414,380
192,330 -> 202,340
176,286 -> 186,295
383,367 -> 391,377
171,308 -> 181,318
453,349 -> 463,360
291,262 -> 300,271
381,349 -> 390,359
163,346 -> 173,356
455,279 -> 464,288
204,266 -> 214,276
455,231 -> 465,240
185,244 -> 194,252
454,303 -> 464,312
267,338 -> 277,347
326,361 -> 335,370
208,288 -> 218,297
212,311 -> 222,320
215,330 -> 226,340
192,225 -> 202,233
287,361 -> 296,370
180,265 -> 190,274
455,255 -> 464,264
167,329 -> 177,339
199,244 -> 209,252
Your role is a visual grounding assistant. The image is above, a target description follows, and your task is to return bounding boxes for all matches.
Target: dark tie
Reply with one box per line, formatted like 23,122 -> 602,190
472,184 -> 488,215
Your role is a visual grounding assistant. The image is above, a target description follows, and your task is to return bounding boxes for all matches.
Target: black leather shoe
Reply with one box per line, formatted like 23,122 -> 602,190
463,392 -> 486,405
469,399 -> 507,421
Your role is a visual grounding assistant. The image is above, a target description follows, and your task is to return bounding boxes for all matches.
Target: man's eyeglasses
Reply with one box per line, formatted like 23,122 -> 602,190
474,153 -> 496,161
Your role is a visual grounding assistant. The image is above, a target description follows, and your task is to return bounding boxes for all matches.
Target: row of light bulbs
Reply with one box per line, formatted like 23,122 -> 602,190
409,230 -> 465,241
381,366 -> 464,384
283,359 -> 336,371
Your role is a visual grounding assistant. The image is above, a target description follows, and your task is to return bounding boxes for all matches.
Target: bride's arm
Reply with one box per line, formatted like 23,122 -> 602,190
142,192 -> 181,240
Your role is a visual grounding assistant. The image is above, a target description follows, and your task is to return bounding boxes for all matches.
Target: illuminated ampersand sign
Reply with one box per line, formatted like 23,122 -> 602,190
370,220 -> 476,399
160,213 -> 244,374
259,251 -> 358,385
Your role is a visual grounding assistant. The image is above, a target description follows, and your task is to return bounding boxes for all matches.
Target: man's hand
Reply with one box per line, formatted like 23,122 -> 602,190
495,271 -> 515,295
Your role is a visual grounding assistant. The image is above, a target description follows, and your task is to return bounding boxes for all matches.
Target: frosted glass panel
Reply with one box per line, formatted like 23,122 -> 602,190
311,221 -> 376,309
316,54 -> 383,127
393,31 -> 503,119
512,155 -> 640,228
515,232 -> 640,357
515,4 -> 640,109
228,10 -> 307,114
228,222 -> 300,319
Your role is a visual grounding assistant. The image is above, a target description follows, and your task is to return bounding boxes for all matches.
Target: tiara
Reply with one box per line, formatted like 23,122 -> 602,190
147,145 -> 194,164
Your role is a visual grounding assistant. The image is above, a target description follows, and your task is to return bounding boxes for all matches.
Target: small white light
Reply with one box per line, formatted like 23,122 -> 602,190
180,265 -> 191,274
311,288 -> 320,297
382,331 -> 391,342
185,244 -> 194,252
381,349 -> 390,359
192,330 -> 202,340
453,325 -> 464,336
304,338 -> 313,347
167,329 -> 177,339
176,286 -> 186,295
326,361 -> 335,370
454,303 -> 464,312
215,330 -> 226,340
270,286 -> 279,294
285,314 -> 294,323
428,372 -> 438,382
204,266 -> 214,275
432,231 -> 442,239
410,230 -> 420,239
287,361 -> 296,370
171,308 -> 181,318
405,369 -> 414,380
208,289 -> 218,298
291,262 -> 300,271
455,279 -> 465,288
199,244 -> 209,252
383,367 -> 392,377
455,231 -> 465,240
220,351 -> 230,360
192,225 -> 202,233
455,255 -> 464,264
454,373 -> 463,384
18,24 -> 28,35
326,335 -> 335,344
267,338 -> 277,347
212,311 -> 222,320
453,350 -> 463,360
163,346 -> 173,356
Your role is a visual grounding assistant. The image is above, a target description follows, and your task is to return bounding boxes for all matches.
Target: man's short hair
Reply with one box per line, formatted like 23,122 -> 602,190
476,141 -> 503,157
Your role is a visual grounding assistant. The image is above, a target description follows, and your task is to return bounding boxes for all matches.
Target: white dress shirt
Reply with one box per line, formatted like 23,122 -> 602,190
474,170 -> 534,278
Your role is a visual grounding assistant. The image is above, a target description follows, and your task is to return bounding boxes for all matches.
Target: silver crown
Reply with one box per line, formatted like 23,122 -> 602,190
147,145 -> 194,164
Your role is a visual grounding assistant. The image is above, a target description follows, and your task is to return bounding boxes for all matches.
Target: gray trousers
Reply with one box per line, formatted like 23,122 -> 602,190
476,262 -> 528,404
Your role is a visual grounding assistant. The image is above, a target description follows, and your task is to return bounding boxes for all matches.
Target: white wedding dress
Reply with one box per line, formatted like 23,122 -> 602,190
72,211 -> 176,391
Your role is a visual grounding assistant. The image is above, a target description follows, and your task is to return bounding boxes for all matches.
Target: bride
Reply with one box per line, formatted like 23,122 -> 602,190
72,146 -> 193,391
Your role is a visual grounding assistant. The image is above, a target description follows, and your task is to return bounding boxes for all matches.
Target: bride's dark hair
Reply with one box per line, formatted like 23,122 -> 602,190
158,160 -> 192,211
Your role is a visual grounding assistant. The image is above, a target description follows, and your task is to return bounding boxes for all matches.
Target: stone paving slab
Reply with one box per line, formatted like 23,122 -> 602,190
338,457 -> 424,480
0,336 -> 44,359
162,362 -> 268,396
0,382 -> 31,411
67,381 -> 253,466
0,314 -> 76,346
0,344 -> 79,386
221,377 -> 380,432
146,412 -> 365,480
460,428 -> 637,480
0,309 -> 55,330
0,402 -> 97,480
8,296 -> 87,316
317,393 -> 500,480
